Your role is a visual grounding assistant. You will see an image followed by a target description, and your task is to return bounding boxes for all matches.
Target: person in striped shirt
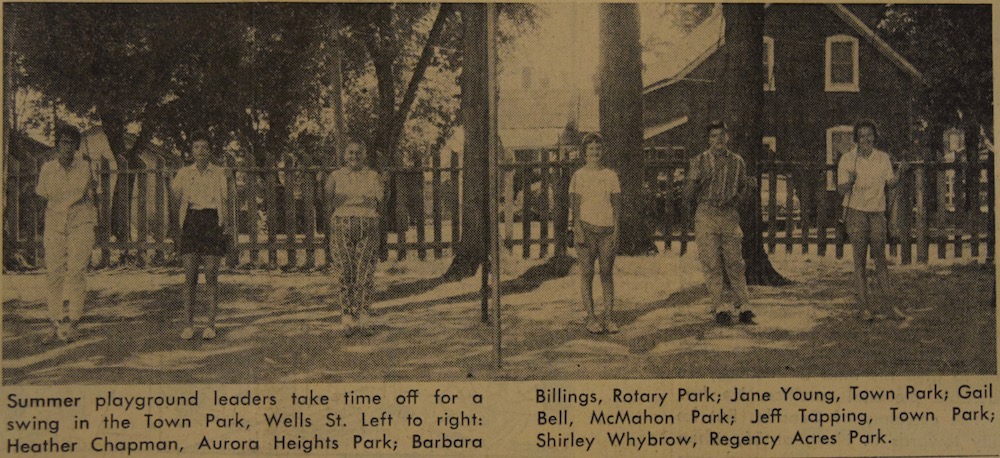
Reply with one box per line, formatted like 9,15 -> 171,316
682,121 -> 754,325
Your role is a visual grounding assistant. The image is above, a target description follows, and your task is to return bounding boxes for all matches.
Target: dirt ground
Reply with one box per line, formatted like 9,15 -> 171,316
3,251 -> 995,385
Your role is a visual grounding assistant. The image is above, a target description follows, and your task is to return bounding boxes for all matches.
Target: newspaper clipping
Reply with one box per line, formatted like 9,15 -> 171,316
2,2 -> 997,456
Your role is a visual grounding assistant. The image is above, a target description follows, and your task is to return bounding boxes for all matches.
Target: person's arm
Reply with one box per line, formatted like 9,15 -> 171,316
324,171 -> 342,218
836,153 -> 855,197
569,173 -> 583,235
172,169 -> 189,229
610,192 -> 621,252
610,172 -> 621,251
219,169 -> 230,231
34,163 -> 49,200
887,156 -> 908,188
681,157 -> 699,219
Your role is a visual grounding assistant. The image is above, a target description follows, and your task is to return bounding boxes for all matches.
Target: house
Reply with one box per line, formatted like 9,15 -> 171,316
642,4 -> 926,219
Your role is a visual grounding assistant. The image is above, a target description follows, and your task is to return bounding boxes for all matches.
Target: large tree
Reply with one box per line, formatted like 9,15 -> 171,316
880,5 -> 992,215
598,3 -> 653,255
722,4 -> 787,285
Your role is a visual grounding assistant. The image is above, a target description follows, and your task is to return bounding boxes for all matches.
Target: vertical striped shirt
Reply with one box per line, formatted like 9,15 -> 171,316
687,149 -> 748,208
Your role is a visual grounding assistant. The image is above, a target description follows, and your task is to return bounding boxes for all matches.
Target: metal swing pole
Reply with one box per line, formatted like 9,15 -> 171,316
486,2 -> 502,369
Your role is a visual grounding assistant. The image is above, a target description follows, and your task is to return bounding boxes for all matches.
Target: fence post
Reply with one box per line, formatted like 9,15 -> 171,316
553,160 -> 569,257
785,169 -> 795,254
767,170 -> 777,254
303,158 -> 317,270
225,155 -> 239,268
987,155 -> 995,262
661,166 -> 675,252
539,149 -> 551,257
969,151 -> 981,258
432,152 -> 443,259
30,158 -> 42,265
521,161 -> 532,259
416,168 -> 427,261
284,153 -> 298,270
503,162 -> 514,251
265,163 -> 278,268
817,179 -> 828,257
136,164 -> 150,267
450,152 -> 460,256
248,165 -> 261,268
152,157 -> 166,265
914,165 -> 927,264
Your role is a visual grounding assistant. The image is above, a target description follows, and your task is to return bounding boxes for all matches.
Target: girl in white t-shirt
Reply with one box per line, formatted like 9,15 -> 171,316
570,133 -> 621,334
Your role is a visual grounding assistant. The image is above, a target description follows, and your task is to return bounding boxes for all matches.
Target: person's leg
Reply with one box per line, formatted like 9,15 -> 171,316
867,214 -> 902,319
720,232 -> 750,313
181,253 -> 199,339
846,208 -> 871,317
43,229 -> 68,325
202,255 -> 221,339
596,230 -> 617,332
696,219 -> 725,314
329,217 -> 354,331
43,228 -> 67,340
354,219 -> 380,329
577,228 -> 600,332
64,222 -> 95,340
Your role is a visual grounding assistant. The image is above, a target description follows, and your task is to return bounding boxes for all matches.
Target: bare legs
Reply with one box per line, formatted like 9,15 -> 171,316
182,253 -> 221,338
578,229 -> 616,333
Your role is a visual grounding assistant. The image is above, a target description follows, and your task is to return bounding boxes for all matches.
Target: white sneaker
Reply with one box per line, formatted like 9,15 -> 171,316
180,327 -> 195,340
343,313 -> 356,336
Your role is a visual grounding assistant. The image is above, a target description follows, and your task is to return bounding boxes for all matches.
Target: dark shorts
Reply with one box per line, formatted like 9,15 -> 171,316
179,209 -> 227,257
844,207 -> 886,246
577,221 -> 615,263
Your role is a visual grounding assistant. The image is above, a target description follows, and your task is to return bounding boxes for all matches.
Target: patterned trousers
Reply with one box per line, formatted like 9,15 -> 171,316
329,215 -> 380,317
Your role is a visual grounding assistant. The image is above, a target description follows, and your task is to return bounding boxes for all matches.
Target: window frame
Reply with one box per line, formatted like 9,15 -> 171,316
825,35 -> 860,92
826,125 -> 854,191
763,36 -> 775,91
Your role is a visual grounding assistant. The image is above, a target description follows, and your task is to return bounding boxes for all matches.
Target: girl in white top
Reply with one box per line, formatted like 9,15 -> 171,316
171,133 -> 229,340
837,120 -> 909,322
570,133 -> 621,334
325,141 -> 383,336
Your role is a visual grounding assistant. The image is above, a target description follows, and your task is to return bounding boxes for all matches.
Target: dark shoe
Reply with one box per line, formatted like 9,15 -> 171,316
738,310 -> 756,325
715,311 -> 733,325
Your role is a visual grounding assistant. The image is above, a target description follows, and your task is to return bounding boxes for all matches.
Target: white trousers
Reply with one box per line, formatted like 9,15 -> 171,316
44,213 -> 95,323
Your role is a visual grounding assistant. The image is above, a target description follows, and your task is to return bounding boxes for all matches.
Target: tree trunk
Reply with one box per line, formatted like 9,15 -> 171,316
723,4 -> 789,285
599,4 -> 653,255
445,3 -> 488,279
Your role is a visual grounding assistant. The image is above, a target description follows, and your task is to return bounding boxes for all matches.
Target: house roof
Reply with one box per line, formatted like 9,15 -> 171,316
642,4 -> 925,93
644,116 -> 689,140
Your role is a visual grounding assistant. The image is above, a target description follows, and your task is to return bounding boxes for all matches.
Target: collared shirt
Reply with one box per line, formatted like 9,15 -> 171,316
570,166 -> 621,227
837,147 -> 894,212
327,167 -> 382,218
172,163 -> 228,210
687,149 -> 748,208
36,156 -> 96,233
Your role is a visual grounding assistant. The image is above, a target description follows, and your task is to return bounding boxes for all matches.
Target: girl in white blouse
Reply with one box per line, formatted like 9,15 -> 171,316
325,141 -> 384,336
171,132 -> 229,340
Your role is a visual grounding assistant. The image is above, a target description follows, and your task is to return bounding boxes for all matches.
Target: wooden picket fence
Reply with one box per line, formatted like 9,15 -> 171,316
3,149 -> 994,270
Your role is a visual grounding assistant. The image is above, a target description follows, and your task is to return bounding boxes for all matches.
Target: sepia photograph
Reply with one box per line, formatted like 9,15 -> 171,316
2,2 -> 994,386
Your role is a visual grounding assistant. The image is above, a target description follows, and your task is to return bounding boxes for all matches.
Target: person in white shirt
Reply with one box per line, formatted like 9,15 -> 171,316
35,125 -> 96,343
171,132 -> 230,340
837,120 -> 909,322
570,133 -> 621,334
325,141 -> 383,336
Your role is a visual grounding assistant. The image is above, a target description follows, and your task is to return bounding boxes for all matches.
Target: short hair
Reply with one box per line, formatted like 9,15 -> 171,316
189,131 -> 211,146
853,119 -> 878,143
581,132 -> 602,150
55,124 -> 82,150
706,121 -> 728,136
